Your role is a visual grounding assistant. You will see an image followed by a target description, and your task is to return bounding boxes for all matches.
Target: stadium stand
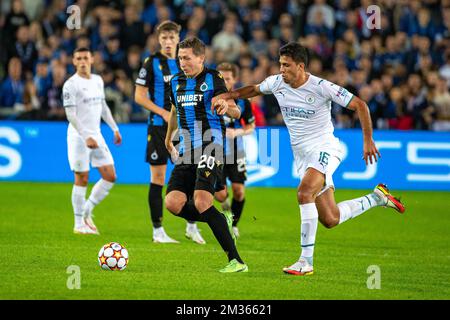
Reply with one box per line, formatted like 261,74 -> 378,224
0,0 -> 449,130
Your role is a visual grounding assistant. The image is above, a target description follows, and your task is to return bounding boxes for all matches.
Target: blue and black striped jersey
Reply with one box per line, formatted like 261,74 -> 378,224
169,67 -> 228,162
135,52 -> 180,127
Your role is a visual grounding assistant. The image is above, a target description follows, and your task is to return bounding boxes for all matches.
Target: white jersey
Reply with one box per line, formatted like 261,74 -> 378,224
259,73 -> 354,150
63,73 -> 105,138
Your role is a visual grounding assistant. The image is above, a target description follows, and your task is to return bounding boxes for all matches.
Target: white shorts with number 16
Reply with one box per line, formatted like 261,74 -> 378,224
292,136 -> 343,196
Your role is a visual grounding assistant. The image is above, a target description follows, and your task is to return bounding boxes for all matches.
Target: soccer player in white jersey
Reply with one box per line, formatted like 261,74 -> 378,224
63,47 -> 122,235
214,42 -> 405,276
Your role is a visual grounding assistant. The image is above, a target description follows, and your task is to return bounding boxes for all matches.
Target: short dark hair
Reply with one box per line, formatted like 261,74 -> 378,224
178,37 -> 205,56
217,62 -> 239,78
74,47 -> 91,54
156,20 -> 181,35
279,42 -> 308,65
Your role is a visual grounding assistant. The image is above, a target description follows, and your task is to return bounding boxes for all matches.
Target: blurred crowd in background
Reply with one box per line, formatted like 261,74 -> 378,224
0,0 -> 449,131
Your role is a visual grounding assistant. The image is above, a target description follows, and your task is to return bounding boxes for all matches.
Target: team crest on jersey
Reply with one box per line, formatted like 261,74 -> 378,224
139,68 -> 147,78
64,92 -> 70,100
305,94 -> 315,104
200,82 -> 208,92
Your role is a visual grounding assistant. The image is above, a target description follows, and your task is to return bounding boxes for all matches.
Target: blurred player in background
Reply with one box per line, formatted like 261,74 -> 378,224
215,62 -> 255,238
164,37 -> 248,272
63,47 -> 122,235
135,21 -> 205,244
215,42 -> 405,276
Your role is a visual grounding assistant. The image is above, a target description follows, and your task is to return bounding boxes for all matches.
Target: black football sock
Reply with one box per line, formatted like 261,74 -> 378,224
231,198 -> 245,227
149,183 -> 163,228
201,206 -> 244,264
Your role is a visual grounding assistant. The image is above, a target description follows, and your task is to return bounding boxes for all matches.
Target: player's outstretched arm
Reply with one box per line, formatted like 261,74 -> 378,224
347,96 -> 381,165
212,85 -> 262,105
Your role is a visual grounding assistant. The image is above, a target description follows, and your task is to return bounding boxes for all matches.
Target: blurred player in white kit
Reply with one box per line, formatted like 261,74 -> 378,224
63,47 -> 122,235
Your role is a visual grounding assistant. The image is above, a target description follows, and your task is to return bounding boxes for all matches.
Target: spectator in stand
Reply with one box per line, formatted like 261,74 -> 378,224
406,73 -> 429,130
33,57 -> 52,109
3,0 -> 30,44
45,62 -> 66,121
0,57 -> 24,118
249,27 -> 269,58
8,25 -> 38,73
430,76 -> 450,131
211,18 -> 243,62
387,87 -> 413,130
120,4 -> 146,50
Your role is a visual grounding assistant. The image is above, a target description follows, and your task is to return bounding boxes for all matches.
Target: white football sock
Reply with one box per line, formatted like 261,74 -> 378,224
72,185 -> 87,227
338,193 -> 383,224
84,179 -> 114,217
299,203 -> 319,265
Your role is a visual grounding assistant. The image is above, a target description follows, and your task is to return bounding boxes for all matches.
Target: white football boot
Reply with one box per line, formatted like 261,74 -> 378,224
84,216 -> 100,235
283,257 -> 314,276
73,224 -> 98,235
185,223 -> 206,245
153,227 -> 179,243
373,183 -> 405,213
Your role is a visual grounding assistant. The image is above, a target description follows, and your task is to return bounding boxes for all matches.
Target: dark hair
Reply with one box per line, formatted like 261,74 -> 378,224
217,62 -> 239,78
74,47 -> 91,54
279,42 -> 309,65
156,20 -> 181,35
178,37 -> 205,56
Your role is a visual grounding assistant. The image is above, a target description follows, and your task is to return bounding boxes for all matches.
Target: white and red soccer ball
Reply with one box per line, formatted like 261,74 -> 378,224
98,242 -> 128,271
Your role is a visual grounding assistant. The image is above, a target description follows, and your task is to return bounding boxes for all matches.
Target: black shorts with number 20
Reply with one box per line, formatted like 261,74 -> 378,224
145,125 -> 170,165
166,155 -> 224,199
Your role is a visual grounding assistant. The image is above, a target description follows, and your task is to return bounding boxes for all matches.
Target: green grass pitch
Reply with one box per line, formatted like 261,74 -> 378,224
1,182 -> 449,300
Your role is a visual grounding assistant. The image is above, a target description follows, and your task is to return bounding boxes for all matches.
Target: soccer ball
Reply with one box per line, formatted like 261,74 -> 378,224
98,242 -> 129,271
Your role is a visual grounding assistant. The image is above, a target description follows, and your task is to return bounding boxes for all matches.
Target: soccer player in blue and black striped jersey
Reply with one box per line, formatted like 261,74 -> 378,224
214,63 -> 255,239
135,21 -> 205,244
164,37 -> 248,273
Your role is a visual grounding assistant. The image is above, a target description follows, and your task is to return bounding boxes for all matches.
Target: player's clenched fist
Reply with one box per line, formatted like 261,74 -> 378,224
86,137 -> 99,149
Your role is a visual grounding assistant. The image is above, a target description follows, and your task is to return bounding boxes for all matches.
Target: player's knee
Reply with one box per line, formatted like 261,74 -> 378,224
297,189 -> 315,204
194,198 -> 212,214
75,173 -> 89,186
165,197 -> 183,215
108,173 -> 117,183
215,189 -> 227,202
232,186 -> 245,201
